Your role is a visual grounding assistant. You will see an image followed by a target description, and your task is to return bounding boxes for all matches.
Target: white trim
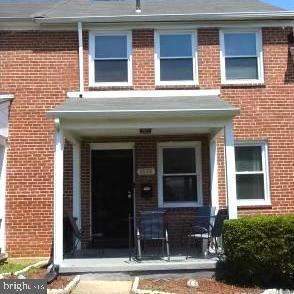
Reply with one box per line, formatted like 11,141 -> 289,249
224,121 -> 238,219
154,30 -> 198,86
90,142 -> 135,150
53,120 -> 64,265
220,28 -> 264,85
0,144 -> 7,253
73,143 -> 81,250
1,20 -> 294,32
78,22 -> 84,94
88,31 -> 133,87
35,11 -> 294,24
62,119 -> 230,132
2,19 -> 294,32
51,109 -> 237,115
73,143 -> 81,229
67,89 -> 220,99
157,141 -> 202,208
235,140 -> 271,207
0,94 -> 14,100
89,142 -> 135,239
209,137 -> 219,211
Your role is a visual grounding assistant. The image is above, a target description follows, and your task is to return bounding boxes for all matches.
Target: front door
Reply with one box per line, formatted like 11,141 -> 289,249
91,149 -> 134,248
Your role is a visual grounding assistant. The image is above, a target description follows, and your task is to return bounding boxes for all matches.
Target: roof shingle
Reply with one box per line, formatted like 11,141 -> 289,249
0,0 -> 284,19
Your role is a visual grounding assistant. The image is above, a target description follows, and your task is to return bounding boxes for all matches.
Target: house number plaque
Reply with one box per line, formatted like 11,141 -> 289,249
137,168 -> 155,176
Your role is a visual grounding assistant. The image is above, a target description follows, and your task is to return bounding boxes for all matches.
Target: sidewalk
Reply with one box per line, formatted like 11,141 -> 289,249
72,280 -> 132,294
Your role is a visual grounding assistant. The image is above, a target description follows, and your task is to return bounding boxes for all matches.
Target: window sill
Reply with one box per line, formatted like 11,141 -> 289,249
237,201 -> 272,209
156,85 -> 200,90
238,204 -> 272,210
159,203 -> 202,208
88,86 -> 133,91
156,81 -> 198,87
221,82 -> 265,88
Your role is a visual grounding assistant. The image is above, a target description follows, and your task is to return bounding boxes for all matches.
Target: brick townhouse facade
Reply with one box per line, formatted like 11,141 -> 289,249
0,0 -> 293,271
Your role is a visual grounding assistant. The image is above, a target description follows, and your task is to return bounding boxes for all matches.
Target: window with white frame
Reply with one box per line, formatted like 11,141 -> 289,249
89,32 -> 132,86
235,141 -> 270,206
158,142 -> 202,207
220,30 -> 264,84
155,32 -> 197,85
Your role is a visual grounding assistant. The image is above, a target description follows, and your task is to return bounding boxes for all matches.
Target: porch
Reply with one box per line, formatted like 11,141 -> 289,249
48,90 -> 239,272
60,256 -> 218,273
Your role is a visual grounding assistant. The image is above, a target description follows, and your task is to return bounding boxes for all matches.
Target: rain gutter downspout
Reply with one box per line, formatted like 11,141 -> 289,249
78,22 -> 84,97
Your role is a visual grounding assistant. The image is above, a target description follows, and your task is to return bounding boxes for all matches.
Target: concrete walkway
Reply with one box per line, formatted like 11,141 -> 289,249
72,280 -> 132,294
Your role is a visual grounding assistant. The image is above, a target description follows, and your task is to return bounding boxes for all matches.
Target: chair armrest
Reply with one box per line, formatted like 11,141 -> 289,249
191,225 -> 209,234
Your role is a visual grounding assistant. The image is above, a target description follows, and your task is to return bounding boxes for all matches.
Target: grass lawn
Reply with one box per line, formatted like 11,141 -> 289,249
0,259 -> 42,274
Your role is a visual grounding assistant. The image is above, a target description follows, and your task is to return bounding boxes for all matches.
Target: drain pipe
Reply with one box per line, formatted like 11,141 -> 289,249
78,22 -> 84,97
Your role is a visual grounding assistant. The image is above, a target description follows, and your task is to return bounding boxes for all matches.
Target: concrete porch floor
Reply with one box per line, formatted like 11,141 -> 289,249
59,255 -> 218,273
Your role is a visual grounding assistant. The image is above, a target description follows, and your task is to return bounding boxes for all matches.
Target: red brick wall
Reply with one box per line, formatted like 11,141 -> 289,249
220,28 -> 294,215
0,26 -> 293,257
0,31 -> 79,256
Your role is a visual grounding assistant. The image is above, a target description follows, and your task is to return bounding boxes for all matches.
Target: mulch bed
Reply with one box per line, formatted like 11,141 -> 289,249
26,268 -> 73,289
139,278 -> 263,294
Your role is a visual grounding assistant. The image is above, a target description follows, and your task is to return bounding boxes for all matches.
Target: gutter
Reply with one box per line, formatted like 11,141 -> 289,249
0,17 -> 33,22
77,22 -> 84,96
34,11 -> 294,24
47,108 -> 240,119
0,94 -> 14,105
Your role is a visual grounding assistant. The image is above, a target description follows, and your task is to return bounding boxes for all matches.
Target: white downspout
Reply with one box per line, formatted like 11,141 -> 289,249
78,22 -> 84,96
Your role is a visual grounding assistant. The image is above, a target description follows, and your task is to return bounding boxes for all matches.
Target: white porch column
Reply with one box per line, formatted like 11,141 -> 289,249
0,142 -> 7,253
72,143 -> 81,230
224,121 -> 238,219
54,119 -> 64,265
209,137 -> 219,211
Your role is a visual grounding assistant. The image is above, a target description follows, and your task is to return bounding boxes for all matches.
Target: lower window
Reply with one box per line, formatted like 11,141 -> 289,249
235,141 -> 270,206
158,142 -> 202,207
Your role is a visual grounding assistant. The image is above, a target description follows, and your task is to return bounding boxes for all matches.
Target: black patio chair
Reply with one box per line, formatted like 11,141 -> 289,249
186,208 -> 228,258
136,210 -> 170,261
210,208 -> 228,252
186,206 -> 216,258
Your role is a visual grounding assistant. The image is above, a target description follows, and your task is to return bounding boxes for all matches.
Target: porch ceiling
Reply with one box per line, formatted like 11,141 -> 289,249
69,127 -> 214,138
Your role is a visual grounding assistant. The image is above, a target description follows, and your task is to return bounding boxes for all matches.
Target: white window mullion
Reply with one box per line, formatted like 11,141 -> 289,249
157,141 -> 202,208
155,31 -> 198,86
236,171 -> 264,175
89,31 -> 132,87
235,141 -> 271,206
220,29 -> 264,84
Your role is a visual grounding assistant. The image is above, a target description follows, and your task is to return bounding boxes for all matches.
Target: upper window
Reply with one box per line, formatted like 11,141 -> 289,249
89,32 -> 132,86
220,30 -> 264,84
235,141 -> 270,206
158,142 -> 202,208
155,32 -> 198,85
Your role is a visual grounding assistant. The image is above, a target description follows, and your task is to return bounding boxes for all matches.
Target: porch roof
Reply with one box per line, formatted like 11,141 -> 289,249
48,95 -> 239,120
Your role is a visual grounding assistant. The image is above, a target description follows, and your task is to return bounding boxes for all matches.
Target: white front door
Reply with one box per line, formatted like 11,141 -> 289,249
0,145 -> 5,252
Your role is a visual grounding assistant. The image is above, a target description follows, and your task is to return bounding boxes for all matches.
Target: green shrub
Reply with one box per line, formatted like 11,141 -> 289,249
222,215 -> 294,288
